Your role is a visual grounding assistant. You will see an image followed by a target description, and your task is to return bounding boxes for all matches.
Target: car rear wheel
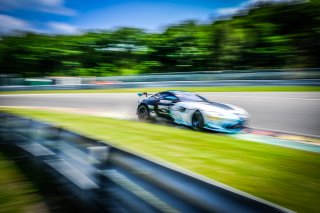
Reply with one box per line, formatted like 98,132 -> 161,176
192,111 -> 204,131
137,105 -> 151,121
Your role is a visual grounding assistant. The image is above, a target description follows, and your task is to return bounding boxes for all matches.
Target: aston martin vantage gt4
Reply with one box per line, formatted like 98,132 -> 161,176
137,91 -> 249,133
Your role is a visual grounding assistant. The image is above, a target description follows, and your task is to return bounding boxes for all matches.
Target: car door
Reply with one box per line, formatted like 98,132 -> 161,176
156,93 -> 179,117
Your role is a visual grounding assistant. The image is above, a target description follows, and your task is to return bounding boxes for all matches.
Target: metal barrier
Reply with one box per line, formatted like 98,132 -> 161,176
1,69 -> 320,90
97,69 -> 320,82
0,113 -> 293,213
1,79 -> 320,91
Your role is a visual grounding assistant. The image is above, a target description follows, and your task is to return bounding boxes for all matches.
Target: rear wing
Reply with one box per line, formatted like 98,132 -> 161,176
137,92 -> 153,98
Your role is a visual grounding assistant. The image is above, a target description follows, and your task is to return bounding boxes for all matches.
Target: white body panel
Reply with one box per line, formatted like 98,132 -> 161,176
170,101 -> 249,132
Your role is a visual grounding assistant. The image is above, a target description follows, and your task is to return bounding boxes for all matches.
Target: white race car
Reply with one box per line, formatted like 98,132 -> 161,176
137,90 -> 249,133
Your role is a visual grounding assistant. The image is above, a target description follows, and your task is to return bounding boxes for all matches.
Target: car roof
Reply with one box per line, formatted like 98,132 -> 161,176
164,90 -> 191,95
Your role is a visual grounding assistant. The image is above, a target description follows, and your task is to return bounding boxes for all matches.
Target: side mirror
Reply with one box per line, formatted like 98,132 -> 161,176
177,106 -> 186,112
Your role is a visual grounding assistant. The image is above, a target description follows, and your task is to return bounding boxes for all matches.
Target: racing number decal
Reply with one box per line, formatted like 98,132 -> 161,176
157,100 -> 173,115
158,105 -> 170,115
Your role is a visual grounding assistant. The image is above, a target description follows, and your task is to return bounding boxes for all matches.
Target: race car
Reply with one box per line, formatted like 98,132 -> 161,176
136,90 -> 249,133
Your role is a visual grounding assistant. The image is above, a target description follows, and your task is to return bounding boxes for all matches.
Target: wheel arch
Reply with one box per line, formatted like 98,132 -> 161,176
192,109 -> 202,118
138,103 -> 148,108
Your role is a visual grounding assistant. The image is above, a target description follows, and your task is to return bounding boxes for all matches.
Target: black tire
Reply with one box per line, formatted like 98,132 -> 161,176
192,111 -> 204,131
137,105 -> 151,121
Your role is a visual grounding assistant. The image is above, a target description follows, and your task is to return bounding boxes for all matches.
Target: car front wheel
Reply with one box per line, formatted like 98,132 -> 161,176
192,111 -> 204,131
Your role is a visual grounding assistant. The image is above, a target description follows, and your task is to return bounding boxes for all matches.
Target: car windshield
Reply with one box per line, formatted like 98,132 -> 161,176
174,92 -> 207,102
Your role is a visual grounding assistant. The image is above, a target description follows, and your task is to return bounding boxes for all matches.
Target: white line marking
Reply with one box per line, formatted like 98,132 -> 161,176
0,106 -> 136,120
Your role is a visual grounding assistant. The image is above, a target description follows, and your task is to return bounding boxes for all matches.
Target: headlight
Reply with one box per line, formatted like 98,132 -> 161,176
205,112 -> 224,121
232,107 -> 249,119
236,110 -> 249,119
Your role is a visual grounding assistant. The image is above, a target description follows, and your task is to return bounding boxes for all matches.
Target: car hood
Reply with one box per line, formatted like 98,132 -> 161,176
180,101 -> 248,116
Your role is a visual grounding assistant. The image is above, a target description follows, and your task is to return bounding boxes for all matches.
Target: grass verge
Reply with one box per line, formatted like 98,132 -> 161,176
0,86 -> 319,95
2,107 -> 320,213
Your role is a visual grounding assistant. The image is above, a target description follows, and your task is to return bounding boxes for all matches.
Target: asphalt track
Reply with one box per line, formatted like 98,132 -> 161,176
1,92 -> 319,137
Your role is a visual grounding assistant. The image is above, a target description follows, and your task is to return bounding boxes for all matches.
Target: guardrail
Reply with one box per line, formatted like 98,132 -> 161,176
1,79 -> 320,91
1,69 -> 320,90
98,69 -> 320,82
0,112 -> 293,213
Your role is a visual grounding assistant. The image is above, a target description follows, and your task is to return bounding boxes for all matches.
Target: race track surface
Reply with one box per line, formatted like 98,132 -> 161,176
1,92 -> 319,137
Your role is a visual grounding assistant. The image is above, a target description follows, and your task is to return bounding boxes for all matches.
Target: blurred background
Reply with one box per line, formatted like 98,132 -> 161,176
1,1 -> 320,213
0,0 -> 319,84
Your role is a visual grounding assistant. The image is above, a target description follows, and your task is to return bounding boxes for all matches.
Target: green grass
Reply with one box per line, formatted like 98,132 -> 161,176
1,86 -> 319,95
2,107 -> 320,213
0,152 -> 44,213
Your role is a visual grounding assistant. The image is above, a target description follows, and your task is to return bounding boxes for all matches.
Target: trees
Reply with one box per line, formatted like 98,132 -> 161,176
0,0 -> 319,77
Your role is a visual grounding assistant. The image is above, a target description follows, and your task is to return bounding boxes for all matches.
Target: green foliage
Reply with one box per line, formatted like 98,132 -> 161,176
0,1 -> 319,77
